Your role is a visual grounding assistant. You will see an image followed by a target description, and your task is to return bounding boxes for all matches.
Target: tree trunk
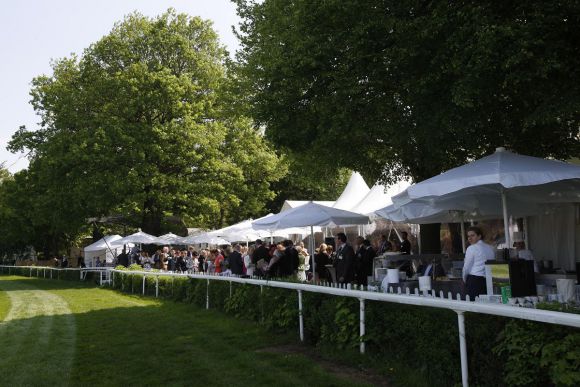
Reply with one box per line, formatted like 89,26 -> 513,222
141,192 -> 162,235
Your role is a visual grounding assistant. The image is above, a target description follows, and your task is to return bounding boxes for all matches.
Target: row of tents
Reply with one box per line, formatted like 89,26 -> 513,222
87,148 -> 580,271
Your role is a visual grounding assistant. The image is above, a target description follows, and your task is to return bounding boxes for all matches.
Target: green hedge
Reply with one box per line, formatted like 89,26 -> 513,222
0,266 -> 90,282
4,265 -> 578,386
109,269 -> 579,386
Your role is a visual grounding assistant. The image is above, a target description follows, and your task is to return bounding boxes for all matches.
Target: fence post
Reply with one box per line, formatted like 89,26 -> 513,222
359,298 -> 366,354
298,290 -> 304,342
260,285 -> 264,323
142,274 -> 146,295
206,279 -> 210,310
156,276 -> 159,298
229,280 -> 232,298
456,311 -> 469,387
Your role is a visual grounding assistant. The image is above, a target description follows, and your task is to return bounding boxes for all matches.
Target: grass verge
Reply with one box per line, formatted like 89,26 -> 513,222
0,276 -> 379,386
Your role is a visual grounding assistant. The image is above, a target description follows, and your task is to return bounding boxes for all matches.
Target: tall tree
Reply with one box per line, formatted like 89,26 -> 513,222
234,0 -> 580,251
234,0 -> 579,183
8,9 -> 286,244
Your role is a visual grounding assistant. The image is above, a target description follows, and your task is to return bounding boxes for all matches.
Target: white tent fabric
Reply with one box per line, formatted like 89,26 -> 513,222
84,235 -> 123,252
391,147 -> 580,247
84,235 -> 126,267
253,202 -> 370,276
281,200 -> 335,212
527,204 -> 578,271
396,147 -> 580,201
332,172 -> 370,210
377,194 -> 548,224
253,202 -> 370,230
116,231 -> 163,245
157,233 -> 183,244
181,233 -> 231,245
218,215 -> 323,242
351,180 -> 410,215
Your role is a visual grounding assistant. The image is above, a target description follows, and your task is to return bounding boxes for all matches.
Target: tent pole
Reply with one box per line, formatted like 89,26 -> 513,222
310,225 -> 315,282
501,189 -> 511,249
460,213 -> 466,254
523,217 -> 530,250
418,225 -> 422,254
392,223 -> 403,242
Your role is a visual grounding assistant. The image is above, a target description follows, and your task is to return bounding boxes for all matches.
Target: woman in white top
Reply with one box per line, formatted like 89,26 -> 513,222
463,226 -> 495,300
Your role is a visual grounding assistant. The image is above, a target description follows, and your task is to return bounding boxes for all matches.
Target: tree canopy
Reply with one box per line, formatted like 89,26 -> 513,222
234,0 -> 580,183
5,10 -> 286,255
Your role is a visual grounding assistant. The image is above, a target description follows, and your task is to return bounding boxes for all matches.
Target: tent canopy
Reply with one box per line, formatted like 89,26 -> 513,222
351,180 -> 410,215
390,147 -> 580,248
116,231 -> 163,245
253,201 -> 370,230
332,172 -> 370,210
84,235 -> 123,252
281,200 -> 335,212
394,147 -> 580,204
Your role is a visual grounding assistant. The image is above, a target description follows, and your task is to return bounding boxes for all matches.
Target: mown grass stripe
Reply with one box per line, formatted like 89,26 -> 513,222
0,277 -> 76,386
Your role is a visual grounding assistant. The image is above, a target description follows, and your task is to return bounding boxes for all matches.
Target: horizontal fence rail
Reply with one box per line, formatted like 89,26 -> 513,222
1,265 -> 578,387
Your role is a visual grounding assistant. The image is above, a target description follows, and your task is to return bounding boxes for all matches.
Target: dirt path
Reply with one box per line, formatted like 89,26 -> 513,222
0,277 -> 76,386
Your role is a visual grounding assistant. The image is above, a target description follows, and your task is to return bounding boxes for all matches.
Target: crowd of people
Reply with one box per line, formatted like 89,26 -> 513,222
111,232 -> 412,286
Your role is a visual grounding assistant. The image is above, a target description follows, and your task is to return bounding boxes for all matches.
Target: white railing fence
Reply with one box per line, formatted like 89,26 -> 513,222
1,265 -> 578,387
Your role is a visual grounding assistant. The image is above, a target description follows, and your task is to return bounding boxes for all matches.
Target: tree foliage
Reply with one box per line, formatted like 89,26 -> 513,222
5,10 -> 286,254
234,0 -> 580,183
265,151 -> 351,214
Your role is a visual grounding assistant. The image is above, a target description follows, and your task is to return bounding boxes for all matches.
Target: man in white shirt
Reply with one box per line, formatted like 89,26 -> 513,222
463,226 -> 495,300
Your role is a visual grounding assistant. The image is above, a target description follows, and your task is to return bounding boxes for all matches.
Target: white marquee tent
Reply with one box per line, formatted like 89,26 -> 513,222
332,172 -> 370,210
84,235 -> 129,267
351,180 -> 410,215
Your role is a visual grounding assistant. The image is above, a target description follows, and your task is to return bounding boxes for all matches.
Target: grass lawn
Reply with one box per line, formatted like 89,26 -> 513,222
0,275 -> 378,386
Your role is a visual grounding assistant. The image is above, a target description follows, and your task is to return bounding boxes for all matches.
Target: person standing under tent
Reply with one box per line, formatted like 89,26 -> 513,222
244,246 -> 255,276
376,234 -> 392,255
400,232 -> 411,255
213,249 -> 225,274
361,239 -> 376,286
463,226 -> 495,300
198,249 -> 207,272
252,239 -> 270,266
312,243 -> 330,282
354,236 -> 367,285
334,232 -> 355,284
228,244 -> 244,275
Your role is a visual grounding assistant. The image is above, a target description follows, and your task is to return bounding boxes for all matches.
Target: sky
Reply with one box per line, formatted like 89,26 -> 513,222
0,0 -> 241,173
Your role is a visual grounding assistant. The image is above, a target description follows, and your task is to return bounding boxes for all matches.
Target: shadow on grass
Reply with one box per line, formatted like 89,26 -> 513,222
0,287 -> 373,387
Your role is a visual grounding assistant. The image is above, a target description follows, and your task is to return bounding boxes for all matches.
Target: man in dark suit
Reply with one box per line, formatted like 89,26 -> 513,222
400,232 -> 411,255
278,240 -> 298,276
354,236 -> 367,285
252,239 -> 270,264
361,239 -> 376,286
334,232 -> 355,284
228,244 -> 244,275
